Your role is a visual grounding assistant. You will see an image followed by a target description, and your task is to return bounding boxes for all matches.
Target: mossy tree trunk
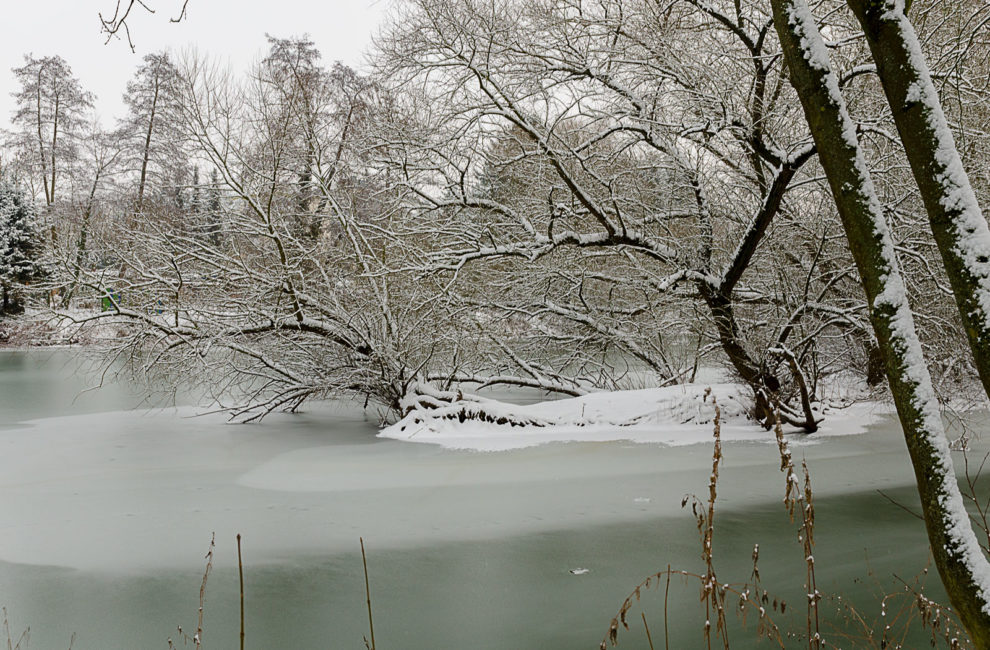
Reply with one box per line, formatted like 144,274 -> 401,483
771,0 -> 990,644
847,0 -> 990,404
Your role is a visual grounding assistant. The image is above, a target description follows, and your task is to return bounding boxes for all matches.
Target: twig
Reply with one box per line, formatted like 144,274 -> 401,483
641,612 -> 656,650
237,534 -> 245,650
99,0 -> 189,51
361,537 -> 377,650
876,489 -> 924,521
170,0 -> 190,22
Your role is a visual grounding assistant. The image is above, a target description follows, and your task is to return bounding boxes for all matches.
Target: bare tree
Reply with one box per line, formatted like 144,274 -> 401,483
375,0 -> 893,429
48,0 -> 986,438
61,121 -> 128,303
258,35 -> 375,239
10,55 -> 93,210
120,51 -> 184,214
55,52 -> 461,419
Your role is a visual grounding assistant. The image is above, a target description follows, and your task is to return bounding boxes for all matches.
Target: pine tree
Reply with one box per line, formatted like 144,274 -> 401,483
0,182 -> 41,314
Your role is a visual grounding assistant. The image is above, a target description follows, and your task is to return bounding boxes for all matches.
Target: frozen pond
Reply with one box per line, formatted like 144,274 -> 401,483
0,349 -> 984,648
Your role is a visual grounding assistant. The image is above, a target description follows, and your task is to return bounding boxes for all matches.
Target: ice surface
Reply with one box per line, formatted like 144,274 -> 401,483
0,375 -> 885,572
0,350 -> 982,649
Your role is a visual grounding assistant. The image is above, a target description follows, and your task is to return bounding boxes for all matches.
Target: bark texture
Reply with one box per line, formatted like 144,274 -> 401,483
848,0 -> 990,404
771,0 -> 990,643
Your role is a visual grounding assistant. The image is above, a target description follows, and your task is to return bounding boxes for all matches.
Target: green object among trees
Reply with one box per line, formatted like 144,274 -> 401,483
101,289 -> 120,312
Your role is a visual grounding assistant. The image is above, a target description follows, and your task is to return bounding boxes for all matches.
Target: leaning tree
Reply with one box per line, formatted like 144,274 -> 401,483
773,0 -> 990,642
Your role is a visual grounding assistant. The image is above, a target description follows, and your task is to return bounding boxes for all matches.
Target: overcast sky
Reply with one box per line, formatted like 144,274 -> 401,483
1,0 -> 392,129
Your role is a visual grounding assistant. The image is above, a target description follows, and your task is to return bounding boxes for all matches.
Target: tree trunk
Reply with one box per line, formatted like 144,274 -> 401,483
701,287 -> 778,391
771,0 -> 990,643
698,286 -> 813,429
67,175 -> 99,304
136,76 -> 159,213
50,96 -> 59,206
847,0 -> 990,405
865,341 -> 885,386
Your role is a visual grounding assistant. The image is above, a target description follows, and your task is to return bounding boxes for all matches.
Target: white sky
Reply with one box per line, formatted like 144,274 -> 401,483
1,0 -> 393,129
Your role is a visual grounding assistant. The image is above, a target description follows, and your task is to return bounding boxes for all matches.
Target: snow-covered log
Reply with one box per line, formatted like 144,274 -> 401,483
386,383 -> 760,450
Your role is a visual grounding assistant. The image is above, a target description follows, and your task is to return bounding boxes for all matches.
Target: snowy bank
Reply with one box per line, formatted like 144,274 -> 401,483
0,308 -> 131,348
380,384 -> 887,451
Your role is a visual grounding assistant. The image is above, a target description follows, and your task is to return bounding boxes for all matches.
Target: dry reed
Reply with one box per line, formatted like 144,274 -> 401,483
2,608 -> 29,650
168,533 -> 215,649
602,394 -> 785,649
603,395 -> 979,649
237,534 -> 245,650
361,537 -> 377,650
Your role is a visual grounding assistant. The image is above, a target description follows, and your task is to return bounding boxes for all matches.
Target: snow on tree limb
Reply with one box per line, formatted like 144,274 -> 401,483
773,0 -> 990,635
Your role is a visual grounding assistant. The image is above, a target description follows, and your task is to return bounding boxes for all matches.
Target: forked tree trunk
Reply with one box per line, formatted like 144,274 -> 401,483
771,0 -> 990,643
847,0 -> 990,404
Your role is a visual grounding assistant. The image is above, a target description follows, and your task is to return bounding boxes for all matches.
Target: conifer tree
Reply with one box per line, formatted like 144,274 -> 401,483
0,182 -> 41,314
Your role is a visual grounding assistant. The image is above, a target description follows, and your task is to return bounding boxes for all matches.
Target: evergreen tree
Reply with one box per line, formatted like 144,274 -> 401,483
189,166 -> 202,220
0,182 -> 41,314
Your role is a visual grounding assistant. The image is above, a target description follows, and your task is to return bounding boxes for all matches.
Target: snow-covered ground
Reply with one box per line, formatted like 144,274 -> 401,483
381,383 -> 890,451
0,307 -> 128,348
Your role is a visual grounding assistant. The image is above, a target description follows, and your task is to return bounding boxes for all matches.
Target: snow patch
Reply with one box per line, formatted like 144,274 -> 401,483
380,384 -> 882,451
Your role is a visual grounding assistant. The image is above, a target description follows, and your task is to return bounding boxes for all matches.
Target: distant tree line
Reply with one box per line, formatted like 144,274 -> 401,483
0,1 -> 986,433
